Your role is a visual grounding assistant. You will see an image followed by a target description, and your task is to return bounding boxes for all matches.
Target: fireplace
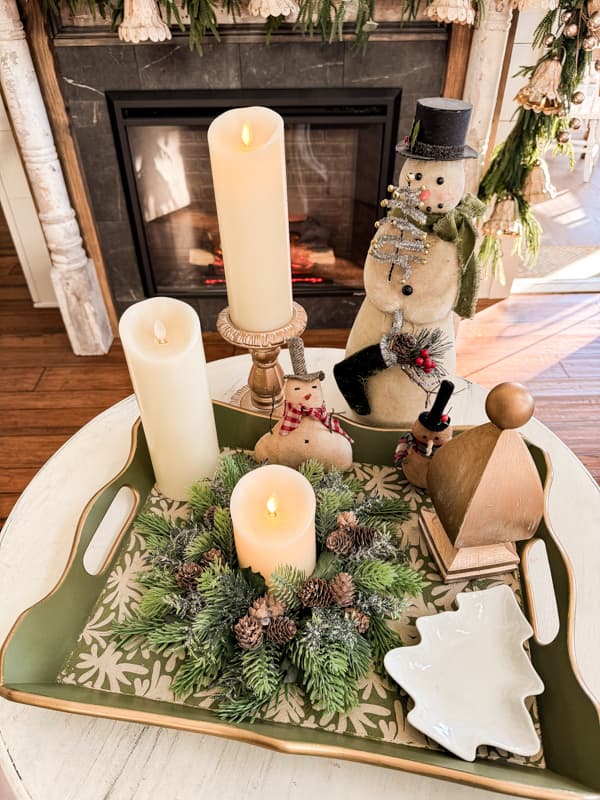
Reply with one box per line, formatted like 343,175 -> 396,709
107,89 -> 400,324
49,22 -> 448,328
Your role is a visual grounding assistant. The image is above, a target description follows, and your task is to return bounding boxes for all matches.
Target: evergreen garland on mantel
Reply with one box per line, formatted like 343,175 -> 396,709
42,0 -> 380,51
113,453 -> 426,723
477,0 -> 598,276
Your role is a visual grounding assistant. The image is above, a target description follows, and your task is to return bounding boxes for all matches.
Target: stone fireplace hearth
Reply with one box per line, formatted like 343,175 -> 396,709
47,15 -> 448,328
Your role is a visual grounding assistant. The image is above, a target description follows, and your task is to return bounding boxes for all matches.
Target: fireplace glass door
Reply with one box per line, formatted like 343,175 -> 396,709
109,90 -> 401,300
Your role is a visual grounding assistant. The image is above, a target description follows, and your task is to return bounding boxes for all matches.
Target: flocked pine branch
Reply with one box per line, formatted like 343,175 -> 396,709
269,564 -> 306,613
367,615 -> 403,672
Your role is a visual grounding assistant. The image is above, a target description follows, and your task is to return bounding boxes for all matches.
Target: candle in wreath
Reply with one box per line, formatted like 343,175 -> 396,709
230,464 -> 316,581
208,106 -> 293,333
119,297 -> 220,500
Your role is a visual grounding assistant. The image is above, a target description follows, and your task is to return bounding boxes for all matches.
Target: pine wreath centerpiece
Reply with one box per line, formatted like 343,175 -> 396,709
113,454 -> 426,723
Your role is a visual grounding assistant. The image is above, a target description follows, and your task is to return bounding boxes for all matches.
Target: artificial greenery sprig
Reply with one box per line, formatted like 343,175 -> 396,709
42,0 -> 380,53
113,455 -> 426,723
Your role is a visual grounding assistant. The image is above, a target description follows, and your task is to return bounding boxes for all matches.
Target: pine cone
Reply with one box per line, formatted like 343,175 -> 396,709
249,593 -> 285,626
353,524 -> 378,550
199,547 -> 223,571
175,561 -> 202,589
266,616 -> 297,645
390,333 -> 418,363
234,614 -> 264,650
298,577 -> 333,608
337,510 -> 358,531
329,572 -> 355,607
203,505 -> 218,528
326,528 -> 353,557
345,607 -> 370,634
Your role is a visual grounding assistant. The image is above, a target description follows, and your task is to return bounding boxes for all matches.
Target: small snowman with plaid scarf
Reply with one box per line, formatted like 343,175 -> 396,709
254,337 -> 353,470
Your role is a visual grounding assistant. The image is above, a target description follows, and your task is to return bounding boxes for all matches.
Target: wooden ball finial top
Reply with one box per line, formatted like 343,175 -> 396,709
485,382 -> 535,430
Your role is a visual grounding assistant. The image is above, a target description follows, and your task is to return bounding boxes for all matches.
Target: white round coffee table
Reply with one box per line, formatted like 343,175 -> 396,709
0,350 -> 598,800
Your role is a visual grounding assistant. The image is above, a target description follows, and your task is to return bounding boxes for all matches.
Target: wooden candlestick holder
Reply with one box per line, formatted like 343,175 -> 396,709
216,302 -> 307,414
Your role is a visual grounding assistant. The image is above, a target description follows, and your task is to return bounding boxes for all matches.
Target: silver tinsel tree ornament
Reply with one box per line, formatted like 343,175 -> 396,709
369,183 -> 430,284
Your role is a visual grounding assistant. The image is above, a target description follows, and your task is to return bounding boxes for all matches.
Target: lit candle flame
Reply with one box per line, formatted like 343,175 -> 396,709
241,122 -> 252,149
266,495 -> 278,518
153,319 -> 168,345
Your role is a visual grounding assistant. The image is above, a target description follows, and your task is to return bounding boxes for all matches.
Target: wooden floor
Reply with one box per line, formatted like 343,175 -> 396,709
1,212 -> 598,524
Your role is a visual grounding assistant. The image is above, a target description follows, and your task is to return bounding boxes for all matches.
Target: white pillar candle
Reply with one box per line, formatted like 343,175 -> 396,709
230,464 -> 316,581
208,106 -> 293,333
119,297 -> 220,500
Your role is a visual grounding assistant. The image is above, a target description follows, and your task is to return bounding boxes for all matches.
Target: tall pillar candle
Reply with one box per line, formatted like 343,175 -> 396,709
208,106 -> 293,332
230,464 -> 316,581
119,297 -> 220,500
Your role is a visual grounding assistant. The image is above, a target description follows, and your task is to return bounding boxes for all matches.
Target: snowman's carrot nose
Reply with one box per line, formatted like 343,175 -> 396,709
419,189 -> 431,201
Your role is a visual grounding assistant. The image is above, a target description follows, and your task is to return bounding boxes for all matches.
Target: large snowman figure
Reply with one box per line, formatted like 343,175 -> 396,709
334,99 -> 484,427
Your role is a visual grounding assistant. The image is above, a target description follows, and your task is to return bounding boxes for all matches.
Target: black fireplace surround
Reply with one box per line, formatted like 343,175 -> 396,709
53,33 -> 448,328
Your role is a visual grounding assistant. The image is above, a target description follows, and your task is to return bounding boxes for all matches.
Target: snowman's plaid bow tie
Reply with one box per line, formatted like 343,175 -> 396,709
280,402 -> 353,442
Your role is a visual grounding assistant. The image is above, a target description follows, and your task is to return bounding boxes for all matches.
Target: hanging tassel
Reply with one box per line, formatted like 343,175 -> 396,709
426,0 -> 476,25
482,198 -> 522,238
522,161 -> 556,205
118,0 -> 171,43
515,57 -> 563,115
248,0 -> 299,17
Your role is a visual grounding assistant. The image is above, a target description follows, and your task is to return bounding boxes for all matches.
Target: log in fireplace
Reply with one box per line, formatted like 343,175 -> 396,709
107,88 -> 401,328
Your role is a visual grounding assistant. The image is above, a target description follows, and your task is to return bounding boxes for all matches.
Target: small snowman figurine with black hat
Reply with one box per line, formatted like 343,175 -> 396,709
334,98 -> 485,427
394,380 -> 455,489
254,337 -> 353,471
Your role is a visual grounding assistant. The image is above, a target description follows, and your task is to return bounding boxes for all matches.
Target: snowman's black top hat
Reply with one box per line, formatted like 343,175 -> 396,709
418,380 -> 455,432
396,98 -> 478,162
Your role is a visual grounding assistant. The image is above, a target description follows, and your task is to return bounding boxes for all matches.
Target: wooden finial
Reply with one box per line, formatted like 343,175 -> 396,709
485,382 -> 535,430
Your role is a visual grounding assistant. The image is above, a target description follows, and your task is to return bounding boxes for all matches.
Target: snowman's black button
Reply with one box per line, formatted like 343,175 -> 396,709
402,285 -> 414,296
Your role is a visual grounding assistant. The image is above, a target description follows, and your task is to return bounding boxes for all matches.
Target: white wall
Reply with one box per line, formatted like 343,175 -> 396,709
0,90 -> 56,306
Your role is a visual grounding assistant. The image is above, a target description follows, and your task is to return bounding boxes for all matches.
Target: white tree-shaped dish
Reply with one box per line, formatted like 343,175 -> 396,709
384,585 -> 544,761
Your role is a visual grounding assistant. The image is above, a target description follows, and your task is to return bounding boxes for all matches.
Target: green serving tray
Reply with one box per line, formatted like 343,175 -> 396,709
1,402 -> 599,800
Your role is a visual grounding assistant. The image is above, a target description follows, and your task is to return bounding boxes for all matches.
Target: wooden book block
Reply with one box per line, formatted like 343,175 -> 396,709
419,508 -> 519,582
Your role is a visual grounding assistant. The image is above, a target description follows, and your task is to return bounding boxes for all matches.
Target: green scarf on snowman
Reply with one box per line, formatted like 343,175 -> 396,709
422,193 -> 486,319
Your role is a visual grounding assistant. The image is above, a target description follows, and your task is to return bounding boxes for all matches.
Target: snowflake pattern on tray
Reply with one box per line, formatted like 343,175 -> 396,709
58,473 -> 545,768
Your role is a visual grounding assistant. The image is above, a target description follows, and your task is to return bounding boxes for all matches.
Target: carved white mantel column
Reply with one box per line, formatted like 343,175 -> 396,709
0,0 -> 113,355
463,0 -> 515,193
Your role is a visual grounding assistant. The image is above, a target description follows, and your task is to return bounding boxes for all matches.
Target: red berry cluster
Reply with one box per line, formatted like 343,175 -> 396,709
414,348 -> 437,374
